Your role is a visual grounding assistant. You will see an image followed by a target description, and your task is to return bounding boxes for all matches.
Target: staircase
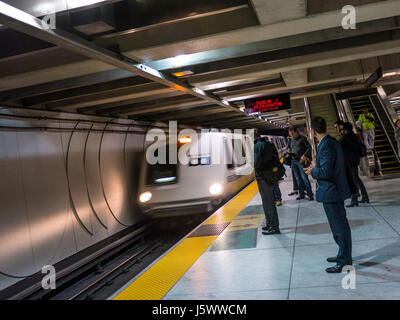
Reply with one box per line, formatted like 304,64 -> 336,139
348,96 -> 400,175
308,94 -> 341,140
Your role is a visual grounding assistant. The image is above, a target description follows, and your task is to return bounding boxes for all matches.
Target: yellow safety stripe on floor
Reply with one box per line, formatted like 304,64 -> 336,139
113,181 -> 258,300
205,181 -> 259,225
113,236 -> 217,300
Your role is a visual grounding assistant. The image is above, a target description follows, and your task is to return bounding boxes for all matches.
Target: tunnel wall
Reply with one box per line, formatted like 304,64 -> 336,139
0,108 -> 147,291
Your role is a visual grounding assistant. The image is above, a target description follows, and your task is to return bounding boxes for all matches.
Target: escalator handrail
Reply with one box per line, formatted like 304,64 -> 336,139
368,96 -> 400,165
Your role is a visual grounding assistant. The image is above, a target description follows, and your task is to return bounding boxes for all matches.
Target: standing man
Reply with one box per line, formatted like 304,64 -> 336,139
287,132 -> 299,197
334,119 -> 344,134
304,117 -> 352,273
288,126 -> 314,201
273,183 -> 283,207
357,108 -> 376,149
339,122 -> 370,207
254,130 -> 280,235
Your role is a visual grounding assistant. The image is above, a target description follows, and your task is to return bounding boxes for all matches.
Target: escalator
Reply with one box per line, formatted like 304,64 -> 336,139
307,94 -> 341,140
347,96 -> 400,175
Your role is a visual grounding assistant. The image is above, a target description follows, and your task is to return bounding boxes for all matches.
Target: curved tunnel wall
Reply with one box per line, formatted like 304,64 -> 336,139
0,108 -> 146,291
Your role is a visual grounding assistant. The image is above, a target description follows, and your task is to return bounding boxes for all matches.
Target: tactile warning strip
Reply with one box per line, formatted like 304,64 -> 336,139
112,181 -> 258,300
187,222 -> 230,238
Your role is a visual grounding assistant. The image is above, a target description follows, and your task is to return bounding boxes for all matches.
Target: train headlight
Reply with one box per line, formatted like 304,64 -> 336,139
209,183 -> 223,196
139,192 -> 152,203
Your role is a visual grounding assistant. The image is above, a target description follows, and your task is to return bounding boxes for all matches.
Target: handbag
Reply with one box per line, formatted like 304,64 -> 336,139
283,152 -> 292,166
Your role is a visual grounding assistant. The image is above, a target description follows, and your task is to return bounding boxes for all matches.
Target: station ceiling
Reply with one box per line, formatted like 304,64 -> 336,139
1,0 -> 400,129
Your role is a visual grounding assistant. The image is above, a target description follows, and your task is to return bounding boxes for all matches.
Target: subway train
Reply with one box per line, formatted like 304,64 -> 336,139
137,131 -> 288,218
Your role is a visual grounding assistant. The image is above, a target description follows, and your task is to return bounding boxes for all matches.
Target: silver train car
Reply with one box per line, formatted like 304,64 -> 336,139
138,131 -> 253,217
137,132 -> 287,218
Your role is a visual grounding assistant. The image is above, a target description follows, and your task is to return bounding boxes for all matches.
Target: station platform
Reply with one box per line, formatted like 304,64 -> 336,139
110,171 -> 400,300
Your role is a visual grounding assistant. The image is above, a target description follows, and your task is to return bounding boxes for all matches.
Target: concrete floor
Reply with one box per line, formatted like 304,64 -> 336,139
163,171 -> 400,300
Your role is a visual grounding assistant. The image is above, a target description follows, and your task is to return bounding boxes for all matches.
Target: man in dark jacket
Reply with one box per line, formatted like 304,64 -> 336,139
288,126 -> 314,201
254,130 -> 280,235
304,117 -> 352,273
339,122 -> 369,207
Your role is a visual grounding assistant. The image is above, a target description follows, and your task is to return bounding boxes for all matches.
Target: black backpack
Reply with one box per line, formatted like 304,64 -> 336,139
260,141 -> 286,185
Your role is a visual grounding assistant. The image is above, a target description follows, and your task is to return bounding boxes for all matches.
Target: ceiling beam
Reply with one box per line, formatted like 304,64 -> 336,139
124,99 -> 211,118
155,106 -> 228,121
131,0 -> 400,61
0,1 -> 241,115
45,83 -> 175,111
77,90 -> 186,113
191,37 -> 400,91
0,69 -> 135,102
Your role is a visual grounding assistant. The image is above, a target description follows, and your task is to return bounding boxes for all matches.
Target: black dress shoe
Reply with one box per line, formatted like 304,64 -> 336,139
262,226 -> 270,231
326,265 -> 344,273
296,195 -> 305,200
327,257 -> 337,263
360,198 -> 370,204
308,195 -> 314,201
288,191 -> 299,196
262,228 -> 281,235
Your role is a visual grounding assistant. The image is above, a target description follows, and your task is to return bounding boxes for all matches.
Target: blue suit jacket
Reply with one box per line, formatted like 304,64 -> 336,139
311,135 -> 351,203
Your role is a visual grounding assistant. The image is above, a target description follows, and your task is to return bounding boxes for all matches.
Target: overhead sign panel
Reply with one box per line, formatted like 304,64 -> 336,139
244,93 -> 291,115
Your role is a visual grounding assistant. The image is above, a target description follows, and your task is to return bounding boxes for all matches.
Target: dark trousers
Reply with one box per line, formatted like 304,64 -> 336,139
352,166 -> 369,201
291,160 -> 313,197
292,167 -> 299,191
257,178 -> 279,230
346,165 -> 369,203
273,184 -> 282,202
323,202 -> 352,266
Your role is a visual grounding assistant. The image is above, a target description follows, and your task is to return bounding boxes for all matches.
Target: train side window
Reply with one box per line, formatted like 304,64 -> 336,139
224,139 -> 234,169
233,138 -> 246,167
273,138 -> 279,150
280,138 -> 285,149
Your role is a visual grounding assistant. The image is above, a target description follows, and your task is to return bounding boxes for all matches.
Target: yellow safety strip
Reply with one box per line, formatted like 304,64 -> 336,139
113,180 -> 258,300
205,181 -> 259,225
113,236 -> 217,300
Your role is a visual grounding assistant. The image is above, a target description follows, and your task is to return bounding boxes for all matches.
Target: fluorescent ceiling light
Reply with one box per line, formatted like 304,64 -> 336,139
170,55 -> 192,68
383,71 -> 400,77
67,0 -> 106,9
155,177 -> 176,183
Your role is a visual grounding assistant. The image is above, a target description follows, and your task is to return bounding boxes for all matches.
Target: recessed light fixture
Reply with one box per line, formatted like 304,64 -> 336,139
383,71 -> 400,77
172,70 -> 194,77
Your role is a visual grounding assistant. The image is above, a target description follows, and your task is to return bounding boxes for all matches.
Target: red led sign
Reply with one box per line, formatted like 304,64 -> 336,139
244,93 -> 291,115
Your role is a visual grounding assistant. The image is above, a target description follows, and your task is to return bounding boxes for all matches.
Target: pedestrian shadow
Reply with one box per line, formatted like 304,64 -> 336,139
280,219 -> 373,235
353,239 -> 400,282
370,200 -> 400,207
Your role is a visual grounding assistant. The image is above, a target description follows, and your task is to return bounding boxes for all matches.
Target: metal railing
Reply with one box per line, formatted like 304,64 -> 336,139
369,95 -> 400,164
303,97 -> 317,163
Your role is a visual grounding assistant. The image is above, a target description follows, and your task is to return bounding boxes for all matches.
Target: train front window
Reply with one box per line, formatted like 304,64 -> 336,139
146,148 -> 177,185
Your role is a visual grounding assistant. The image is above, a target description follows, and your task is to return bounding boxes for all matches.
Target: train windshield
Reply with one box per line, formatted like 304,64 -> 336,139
145,147 -> 178,186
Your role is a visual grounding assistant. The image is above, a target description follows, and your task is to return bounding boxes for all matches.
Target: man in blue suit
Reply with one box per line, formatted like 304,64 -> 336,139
304,117 -> 353,273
